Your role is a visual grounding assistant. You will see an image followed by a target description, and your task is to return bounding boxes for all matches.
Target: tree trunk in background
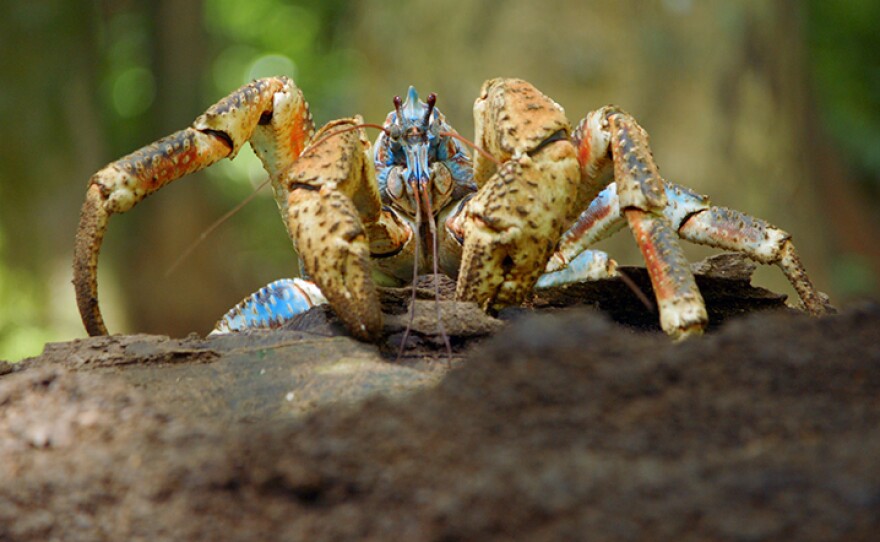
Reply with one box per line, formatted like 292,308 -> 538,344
351,0 -> 869,301
122,0 -> 240,335
0,0 -> 108,344
4,0 -> 875,349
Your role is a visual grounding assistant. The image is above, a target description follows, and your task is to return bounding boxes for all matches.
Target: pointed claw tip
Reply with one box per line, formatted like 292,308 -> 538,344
671,323 -> 704,342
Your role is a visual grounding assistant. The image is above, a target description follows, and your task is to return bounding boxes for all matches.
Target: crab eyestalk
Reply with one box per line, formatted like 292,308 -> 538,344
393,95 -> 403,122
422,92 -> 437,126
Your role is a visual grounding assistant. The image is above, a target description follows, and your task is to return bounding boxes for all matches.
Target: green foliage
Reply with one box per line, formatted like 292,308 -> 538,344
807,0 -> 880,187
203,0 -> 359,121
0,232 -> 56,362
0,1 -> 876,359
200,0 -> 365,277
102,11 -> 156,119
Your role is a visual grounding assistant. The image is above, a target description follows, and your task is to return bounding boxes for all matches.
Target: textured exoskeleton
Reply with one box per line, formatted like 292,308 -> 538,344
74,77 -> 832,341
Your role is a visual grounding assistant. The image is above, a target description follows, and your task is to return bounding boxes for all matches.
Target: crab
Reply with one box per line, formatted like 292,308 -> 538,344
73,77 -> 832,342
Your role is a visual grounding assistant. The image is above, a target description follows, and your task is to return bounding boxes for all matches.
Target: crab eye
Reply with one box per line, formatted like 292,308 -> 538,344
423,92 -> 437,126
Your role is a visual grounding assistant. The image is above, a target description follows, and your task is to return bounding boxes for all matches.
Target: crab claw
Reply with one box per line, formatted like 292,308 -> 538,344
456,78 -> 580,310
286,186 -> 382,340
282,119 -> 386,341
74,76 -> 314,336
456,146 -> 580,310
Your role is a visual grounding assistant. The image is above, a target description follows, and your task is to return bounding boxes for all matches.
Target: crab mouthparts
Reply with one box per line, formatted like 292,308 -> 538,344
405,179 -> 432,222
403,143 -> 434,216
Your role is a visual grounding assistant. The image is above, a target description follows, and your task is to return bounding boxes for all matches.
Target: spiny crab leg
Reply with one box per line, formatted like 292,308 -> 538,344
75,76 -> 313,336
74,129 -> 230,336
624,208 -> 707,338
538,104 -> 832,332
678,205 -> 833,315
608,109 -> 709,338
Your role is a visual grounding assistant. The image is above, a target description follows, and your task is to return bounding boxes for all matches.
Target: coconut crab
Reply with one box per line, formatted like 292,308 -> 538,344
74,77 -> 832,342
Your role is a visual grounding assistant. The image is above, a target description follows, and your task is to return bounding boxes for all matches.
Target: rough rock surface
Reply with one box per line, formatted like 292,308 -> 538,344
2,255 -> 878,541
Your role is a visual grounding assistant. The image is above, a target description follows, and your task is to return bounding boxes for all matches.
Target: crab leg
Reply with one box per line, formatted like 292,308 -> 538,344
211,278 -> 327,333
74,77 -> 315,336
571,107 -> 708,338
536,181 -> 706,288
75,129 -> 230,336
537,183 -> 623,287
678,205 -> 833,315
546,102 -> 832,323
625,208 -> 708,338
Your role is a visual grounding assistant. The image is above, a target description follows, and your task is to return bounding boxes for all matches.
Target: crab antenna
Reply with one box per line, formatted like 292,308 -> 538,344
165,179 -> 270,277
439,130 -> 502,167
170,122 -> 387,277
420,182 -> 453,365
422,92 -> 437,127
304,123 -> 388,153
396,180 -> 423,360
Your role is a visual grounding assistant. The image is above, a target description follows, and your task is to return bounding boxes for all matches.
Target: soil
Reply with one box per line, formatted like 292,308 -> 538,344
2,255 -> 879,541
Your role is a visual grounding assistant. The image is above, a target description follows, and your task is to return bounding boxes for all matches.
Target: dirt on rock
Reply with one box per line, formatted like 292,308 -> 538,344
2,256 -> 879,541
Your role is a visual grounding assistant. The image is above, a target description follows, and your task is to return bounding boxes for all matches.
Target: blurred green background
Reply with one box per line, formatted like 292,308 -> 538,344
1,0 -> 878,361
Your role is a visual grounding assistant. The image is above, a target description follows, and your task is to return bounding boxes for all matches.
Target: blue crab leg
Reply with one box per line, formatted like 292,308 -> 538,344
210,278 -> 327,334
538,183 -> 623,287
75,76 -> 313,336
536,181 -> 708,287
535,250 -> 618,288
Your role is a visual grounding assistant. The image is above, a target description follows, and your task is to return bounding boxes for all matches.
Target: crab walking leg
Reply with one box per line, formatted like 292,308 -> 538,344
534,250 -> 618,288
626,209 -> 708,337
536,183 -> 623,287
456,79 -> 579,310
74,76 -> 313,336
677,205 -> 833,315
610,111 -> 708,338
568,107 -> 706,336
211,278 -> 327,334
536,181 -> 708,287
74,131 -> 231,336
